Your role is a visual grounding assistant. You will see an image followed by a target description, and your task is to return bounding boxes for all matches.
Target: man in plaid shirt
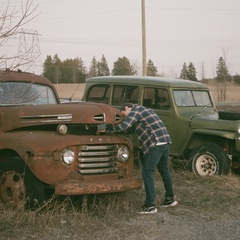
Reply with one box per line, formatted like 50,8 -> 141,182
114,103 -> 178,214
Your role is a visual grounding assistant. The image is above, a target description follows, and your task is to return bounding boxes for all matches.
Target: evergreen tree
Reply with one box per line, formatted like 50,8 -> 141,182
53,54 -> 62,84
179,62 -> 197,81
75,57 -> 87,83
179,62 -> 188,79
112,56 -> 136,75
216,57 -> 231,101
98,55 -> 110,76
187,62 -> 197,81
88,56 -> 98,78
146,59 -> 158,76
43,55 -> 54,82
216,57 -> 231,82
61,57 -> 86,83
43,54 -> 62,83
61,59 -> 73,83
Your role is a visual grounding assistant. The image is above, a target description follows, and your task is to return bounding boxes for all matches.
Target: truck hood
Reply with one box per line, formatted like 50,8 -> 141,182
191,113 -> 240,131
1,102 -> 122,132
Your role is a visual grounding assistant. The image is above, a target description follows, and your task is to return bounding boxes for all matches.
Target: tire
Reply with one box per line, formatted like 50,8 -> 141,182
189,144 -> 230,176
0,157 -> 45,210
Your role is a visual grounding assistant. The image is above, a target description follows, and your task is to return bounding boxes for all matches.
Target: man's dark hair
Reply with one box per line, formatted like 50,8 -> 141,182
119,102 -> 134,111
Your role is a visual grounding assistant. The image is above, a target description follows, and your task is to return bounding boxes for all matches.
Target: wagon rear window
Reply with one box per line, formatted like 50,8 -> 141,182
173,90 -> 212,107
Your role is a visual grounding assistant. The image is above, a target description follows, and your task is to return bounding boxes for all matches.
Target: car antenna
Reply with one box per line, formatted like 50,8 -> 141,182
69,83 -> 81,102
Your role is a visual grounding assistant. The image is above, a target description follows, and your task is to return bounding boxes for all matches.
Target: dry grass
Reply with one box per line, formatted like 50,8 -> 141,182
1,169 -> 240,239
0,192 -> 135,239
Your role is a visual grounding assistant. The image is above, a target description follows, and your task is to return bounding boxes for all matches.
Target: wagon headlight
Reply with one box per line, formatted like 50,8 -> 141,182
62,149 -> 75,165
117,146 -> 129,162
238,127 -> 240,134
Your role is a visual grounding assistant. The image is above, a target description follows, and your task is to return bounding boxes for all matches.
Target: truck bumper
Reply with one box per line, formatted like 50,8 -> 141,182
54,178 -> 143,195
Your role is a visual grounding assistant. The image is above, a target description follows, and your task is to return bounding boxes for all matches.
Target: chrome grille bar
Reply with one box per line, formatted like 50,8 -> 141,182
78,144 -> 118,175
79,162 -> 117,168
78,168 -> 118,174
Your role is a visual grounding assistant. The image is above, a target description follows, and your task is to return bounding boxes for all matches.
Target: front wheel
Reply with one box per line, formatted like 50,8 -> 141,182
0,157 -> 46,209
189,144 -> 230,176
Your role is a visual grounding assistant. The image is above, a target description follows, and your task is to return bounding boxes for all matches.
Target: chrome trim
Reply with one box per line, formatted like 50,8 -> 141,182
79,157 -> 115,162
93,113 -> 106,122
19,114 -> 72,123
79,145 -> 117,151
79,162 -> 117,168
78,168 -> 118,174
79,151 -> 115,157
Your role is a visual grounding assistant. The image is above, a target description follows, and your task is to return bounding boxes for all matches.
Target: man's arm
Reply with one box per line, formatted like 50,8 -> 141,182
114,109 -> 139,132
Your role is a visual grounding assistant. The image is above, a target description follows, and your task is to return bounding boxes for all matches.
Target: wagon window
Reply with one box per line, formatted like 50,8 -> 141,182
143,87 -> 170,109
112,85 -> 139,105
173,90 -> 212,107
86,84 -> 110,103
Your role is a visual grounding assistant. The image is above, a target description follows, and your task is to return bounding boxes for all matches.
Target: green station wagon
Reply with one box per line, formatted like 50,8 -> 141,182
82,76 -> 240,176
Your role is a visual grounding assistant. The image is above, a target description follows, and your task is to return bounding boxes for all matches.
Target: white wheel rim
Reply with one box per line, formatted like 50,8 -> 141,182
195,154 -> 218,176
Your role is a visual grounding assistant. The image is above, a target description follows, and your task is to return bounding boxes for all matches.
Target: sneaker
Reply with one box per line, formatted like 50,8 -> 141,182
160,197 -> 178,207
137,205 -> 157,214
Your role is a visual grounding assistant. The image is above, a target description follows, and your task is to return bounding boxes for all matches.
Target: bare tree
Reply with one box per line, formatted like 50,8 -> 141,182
0,0 -> 39,71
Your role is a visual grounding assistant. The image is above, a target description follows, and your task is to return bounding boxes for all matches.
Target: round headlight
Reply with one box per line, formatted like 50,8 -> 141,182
62,149 -> 75,165
238,128 -> 240,134
117,146 -> 129,162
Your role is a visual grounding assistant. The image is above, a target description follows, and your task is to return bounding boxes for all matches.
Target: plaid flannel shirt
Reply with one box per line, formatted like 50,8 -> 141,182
114,105 -> 172,154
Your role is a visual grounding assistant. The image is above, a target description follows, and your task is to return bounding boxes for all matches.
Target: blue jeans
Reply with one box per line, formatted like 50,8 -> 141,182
142,144 -> 174,206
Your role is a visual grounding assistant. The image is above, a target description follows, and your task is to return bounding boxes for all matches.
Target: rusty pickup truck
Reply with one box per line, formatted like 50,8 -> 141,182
0,70 -> 142,209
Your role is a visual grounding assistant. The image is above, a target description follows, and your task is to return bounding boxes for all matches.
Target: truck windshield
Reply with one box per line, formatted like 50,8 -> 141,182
173,90 -> 212,107
0,82 -> 57,105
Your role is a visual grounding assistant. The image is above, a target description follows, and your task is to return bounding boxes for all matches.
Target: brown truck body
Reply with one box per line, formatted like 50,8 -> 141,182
0,70 -> 142,208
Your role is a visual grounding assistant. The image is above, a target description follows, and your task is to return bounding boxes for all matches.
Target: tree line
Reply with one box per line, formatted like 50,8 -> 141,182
43,54 -> 240,102
42,54 -> 159,83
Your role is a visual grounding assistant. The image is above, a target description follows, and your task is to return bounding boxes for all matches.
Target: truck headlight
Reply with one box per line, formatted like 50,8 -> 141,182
117,146 -> 129,162
62,149 -> 75,165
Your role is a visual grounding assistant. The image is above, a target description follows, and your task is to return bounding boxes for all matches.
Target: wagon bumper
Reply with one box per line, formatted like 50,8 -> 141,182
54,178 -> 143,195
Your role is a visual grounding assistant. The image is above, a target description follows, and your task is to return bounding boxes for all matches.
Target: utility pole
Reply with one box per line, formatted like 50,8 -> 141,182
141,0 -> 146,76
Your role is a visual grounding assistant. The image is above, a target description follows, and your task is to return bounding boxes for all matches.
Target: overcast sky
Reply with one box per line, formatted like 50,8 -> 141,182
2,0 -> 240,78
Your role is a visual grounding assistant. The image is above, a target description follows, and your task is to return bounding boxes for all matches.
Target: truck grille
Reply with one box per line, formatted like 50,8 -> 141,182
78,145 -> 118,175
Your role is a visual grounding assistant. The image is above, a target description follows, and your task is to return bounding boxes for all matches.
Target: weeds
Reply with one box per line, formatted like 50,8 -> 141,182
0,170 -> 240,239
0,191 -> 137,237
